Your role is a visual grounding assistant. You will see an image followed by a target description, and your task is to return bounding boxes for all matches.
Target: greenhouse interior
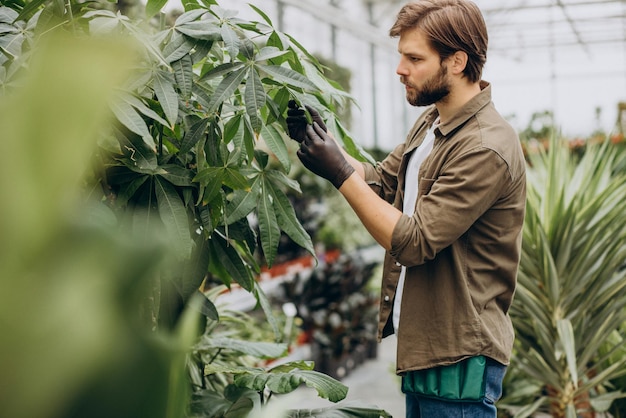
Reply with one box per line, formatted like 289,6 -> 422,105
0,0 -> 625,417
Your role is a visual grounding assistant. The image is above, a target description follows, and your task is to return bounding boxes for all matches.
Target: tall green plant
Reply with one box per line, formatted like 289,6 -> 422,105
502,137 -> 626,418
0,27 -> 203,418
1,0 -> 371,329
1,1 -> 392,417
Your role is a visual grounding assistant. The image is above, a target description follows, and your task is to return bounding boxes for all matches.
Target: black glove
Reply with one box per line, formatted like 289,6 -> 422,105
297,122 -> 355,189
286,100 -> 327,143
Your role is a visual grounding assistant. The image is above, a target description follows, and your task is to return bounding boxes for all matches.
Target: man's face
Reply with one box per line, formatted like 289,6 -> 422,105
396,28 -> 451,107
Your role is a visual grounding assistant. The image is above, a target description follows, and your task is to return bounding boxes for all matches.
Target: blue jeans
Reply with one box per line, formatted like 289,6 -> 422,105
405,358 -> 507,418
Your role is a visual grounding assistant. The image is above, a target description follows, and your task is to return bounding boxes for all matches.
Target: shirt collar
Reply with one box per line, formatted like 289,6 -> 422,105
431,80 -> 492,137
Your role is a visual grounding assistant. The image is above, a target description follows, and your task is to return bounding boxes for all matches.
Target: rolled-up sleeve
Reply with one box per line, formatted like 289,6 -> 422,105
362,143 -> 404,204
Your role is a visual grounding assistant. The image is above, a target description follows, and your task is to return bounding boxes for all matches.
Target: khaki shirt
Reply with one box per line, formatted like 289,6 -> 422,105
362,82 -> 526,373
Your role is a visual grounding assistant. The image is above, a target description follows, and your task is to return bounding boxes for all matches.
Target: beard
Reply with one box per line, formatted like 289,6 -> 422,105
403,64 -> 450,107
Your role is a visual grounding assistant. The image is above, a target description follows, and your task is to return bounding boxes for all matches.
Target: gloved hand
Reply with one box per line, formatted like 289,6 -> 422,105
286,100 -> 327,143
298,122 -> 355,189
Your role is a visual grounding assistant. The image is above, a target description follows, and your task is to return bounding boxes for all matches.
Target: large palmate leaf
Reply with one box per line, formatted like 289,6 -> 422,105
162,31 -> 196,63
208,232 -> 254,291
110,98 -> 155,150
117,91 -> 169,127
157,165 -> 193,187
225,179 -> 260,225
145,0 -> 168,19
260,123 -> 290,172
266,179 -> 314,257
205,361 -> 348,403
172,55 -> 193,99
245,67 -> 265,132
257,64 -> 317,91
152,69 -> 178,128
175,19 -> 221,40
220,24 -> 239,59
236,362 -> 348,403
257,181 -> 280,266
200,337 -> 287,359
207,66 -> 247,113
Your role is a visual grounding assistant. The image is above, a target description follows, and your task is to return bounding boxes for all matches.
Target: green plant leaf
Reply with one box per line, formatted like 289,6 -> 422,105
257,64 -> 317,91
176,20 -> 221,40
110,99 -> 156,151
242,113 -> 256,162
155,176 -> 192,260
200,61 -> 245,80
174,8 -> 207,26
247,3 -> 273,26
224,396 -> 254,418
266,169 -> 302,194
223,166 -> 251,191
88,14 -> 123,35
119,18 -> 169,67
172,55 -> 193,99
260,123 -> 290,172
116,175 -> 149,206
285,402 -> 394,418
223,113 -> 245,154
162,31 -> 195,63
225,182 -> 260,225
202,337 -> 287,359
197,168 -> 224,204
556,319 -> 578,389
245,67 -> 266,133
157,164 -> 193,187
153,70 -> 179,128
220,24 -> 239,59
234,367 -> 348,402
209,233 -> 254,291
180,117 -> 209,155
14,0 -> 45,21
207,66 -> 247,113
189,389 -> 241,418
255,46 -> 288,62
254,282 -> 281,341
267,180 -> 314,257
145,0 -> 168,19
257,184 -> 280,267
118,91 -> 169,127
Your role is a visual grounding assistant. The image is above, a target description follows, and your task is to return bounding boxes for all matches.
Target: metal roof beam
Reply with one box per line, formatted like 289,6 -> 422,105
280,0 -> 396,50
482,0 -> 623,13
556,0 -> 591,55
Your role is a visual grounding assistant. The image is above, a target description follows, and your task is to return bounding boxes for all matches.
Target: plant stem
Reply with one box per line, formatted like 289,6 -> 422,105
208,348 -> 222,364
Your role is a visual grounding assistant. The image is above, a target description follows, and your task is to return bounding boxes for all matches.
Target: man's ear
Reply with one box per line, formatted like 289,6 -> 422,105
450,50 -> 468,75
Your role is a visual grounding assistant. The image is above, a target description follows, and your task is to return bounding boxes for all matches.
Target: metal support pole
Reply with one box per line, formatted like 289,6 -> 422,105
330,0 -> 338,61
367,1 -> 379,149
277,0 -> 284,32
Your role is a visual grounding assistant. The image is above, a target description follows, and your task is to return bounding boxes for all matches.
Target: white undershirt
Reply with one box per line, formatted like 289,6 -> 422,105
392,118 -> 439,333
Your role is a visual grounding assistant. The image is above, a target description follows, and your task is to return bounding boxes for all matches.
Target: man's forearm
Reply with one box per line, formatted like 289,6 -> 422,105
337,172 -> 402,250
342,152 -> 365,179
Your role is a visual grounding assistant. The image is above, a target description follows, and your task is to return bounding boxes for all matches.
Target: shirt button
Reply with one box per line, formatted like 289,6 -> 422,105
395,262 -> 401,267
384,295 -> 390,302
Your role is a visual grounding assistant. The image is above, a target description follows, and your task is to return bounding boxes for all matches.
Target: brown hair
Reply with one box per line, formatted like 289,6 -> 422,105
389,0 -> 488,83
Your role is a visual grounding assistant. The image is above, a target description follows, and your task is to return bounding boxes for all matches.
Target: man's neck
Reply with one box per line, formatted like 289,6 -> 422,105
435,82 -> 482,124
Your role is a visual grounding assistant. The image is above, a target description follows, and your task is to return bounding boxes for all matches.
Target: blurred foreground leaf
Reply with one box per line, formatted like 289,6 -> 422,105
0,33 -> 194,418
